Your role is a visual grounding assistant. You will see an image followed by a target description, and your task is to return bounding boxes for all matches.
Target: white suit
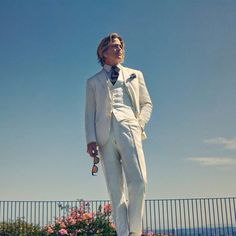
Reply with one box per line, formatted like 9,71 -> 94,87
85,63 -> 152,236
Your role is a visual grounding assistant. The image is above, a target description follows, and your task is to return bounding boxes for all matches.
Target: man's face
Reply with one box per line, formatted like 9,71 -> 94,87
104,38 -> 124,65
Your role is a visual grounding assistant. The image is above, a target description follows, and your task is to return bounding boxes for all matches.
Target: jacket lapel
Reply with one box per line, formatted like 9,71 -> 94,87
97,69 -> 112,100
122,67 -> 138,115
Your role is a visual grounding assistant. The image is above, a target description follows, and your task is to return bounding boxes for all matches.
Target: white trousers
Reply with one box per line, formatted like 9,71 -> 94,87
99,114 -> 147,236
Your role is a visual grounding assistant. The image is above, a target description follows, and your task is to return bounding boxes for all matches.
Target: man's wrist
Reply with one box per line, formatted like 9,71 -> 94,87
87,141 -> 97,146
138,119 -> 145,130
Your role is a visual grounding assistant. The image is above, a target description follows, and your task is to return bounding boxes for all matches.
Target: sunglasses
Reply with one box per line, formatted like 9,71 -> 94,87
92,155 -> 100,176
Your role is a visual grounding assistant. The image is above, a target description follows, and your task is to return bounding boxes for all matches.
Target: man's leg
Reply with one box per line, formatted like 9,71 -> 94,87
99,121 -> 129,236
113,119 -> 147,236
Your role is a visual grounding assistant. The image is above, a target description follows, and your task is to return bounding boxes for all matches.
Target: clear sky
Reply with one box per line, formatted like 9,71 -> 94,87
0,0 -> 236,201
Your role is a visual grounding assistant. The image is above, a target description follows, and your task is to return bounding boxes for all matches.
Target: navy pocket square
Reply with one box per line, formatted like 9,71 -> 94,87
127,73 -> 137,82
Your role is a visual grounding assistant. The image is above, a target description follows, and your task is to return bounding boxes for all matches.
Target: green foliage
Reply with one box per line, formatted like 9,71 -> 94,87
0,217 -> 44,235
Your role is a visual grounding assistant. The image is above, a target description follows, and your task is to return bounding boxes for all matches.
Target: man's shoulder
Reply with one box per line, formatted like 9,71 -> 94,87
86,69 -> 104,83
122,65 -> 143,75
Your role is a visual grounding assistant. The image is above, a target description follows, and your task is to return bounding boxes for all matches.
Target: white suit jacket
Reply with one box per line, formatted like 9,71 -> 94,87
85,65 -> 153,146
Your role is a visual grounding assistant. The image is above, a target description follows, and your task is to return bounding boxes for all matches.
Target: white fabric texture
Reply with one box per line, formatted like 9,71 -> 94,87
107,70 -> 136,122
99,114 -> 147,236
85,64 -> 152,146
85,64 -> 152,236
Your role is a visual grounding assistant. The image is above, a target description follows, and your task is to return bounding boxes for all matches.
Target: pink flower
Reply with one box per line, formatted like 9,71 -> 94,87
109,222 -> 116,229
146,232 -> 154,236
58,228 -> 68,235
59,221 -> 66,228
47,227 -> 54,234
66,216 -> 76,225
70,210 -> 79,218
103,203 -> 112,214
56,219 -> 61,224
82,212 -> 93,221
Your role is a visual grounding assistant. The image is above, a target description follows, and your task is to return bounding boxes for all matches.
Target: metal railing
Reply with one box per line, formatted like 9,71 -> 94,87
0,197 -> 236,235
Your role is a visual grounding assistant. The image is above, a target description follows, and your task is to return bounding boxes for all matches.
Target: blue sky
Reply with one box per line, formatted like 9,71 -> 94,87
0,0 -> 236,201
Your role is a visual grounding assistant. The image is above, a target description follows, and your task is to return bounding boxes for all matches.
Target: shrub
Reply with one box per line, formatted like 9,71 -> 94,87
0,218 -> 43,235
42,200 -> 116,236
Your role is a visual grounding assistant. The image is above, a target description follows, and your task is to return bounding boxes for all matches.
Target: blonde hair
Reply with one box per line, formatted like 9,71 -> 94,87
97,32 -> 125,66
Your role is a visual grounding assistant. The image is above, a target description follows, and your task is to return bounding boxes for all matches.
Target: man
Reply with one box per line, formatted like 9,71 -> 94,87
85,32 -> 152,236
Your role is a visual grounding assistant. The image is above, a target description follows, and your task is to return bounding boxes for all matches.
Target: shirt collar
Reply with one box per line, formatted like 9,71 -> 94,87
103,63 -> 122,72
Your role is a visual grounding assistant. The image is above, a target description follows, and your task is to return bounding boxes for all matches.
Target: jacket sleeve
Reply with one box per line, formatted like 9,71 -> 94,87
138,71 -> 153,130
85,79 -> 97,144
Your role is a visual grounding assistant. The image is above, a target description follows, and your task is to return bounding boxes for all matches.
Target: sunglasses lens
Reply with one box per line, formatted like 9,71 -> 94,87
92,165 -> 98,175
94,156 -> 100,164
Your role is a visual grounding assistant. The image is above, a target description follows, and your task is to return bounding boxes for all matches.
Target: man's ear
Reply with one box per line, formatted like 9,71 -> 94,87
103,51 -> 108,58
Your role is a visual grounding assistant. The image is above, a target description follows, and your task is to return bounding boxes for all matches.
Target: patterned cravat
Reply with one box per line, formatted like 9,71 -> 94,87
110,65 -> 120,85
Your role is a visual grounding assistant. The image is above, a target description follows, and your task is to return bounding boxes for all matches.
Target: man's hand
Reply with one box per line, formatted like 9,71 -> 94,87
87,142 -> 98,158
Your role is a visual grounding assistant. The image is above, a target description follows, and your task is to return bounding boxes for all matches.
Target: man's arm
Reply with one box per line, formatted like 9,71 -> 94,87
85,79 -> 98,157
138,71 -> 153,130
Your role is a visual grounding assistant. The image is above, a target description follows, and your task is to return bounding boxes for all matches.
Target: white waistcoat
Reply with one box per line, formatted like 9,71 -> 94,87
107,72 -> 136,122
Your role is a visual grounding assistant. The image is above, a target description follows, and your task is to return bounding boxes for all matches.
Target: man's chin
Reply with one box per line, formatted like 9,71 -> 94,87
115,57 -> 123,64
